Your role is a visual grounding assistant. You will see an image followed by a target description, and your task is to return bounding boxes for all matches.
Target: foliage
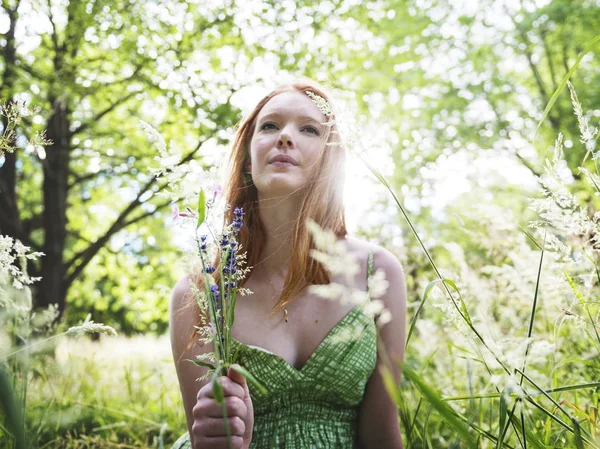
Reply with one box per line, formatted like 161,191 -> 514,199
374,73 -> 600,448
1,0 -> 600,447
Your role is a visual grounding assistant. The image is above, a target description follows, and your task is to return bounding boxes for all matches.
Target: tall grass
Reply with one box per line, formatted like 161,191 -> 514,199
364,51 -> 600,448
21,335 -> 185,448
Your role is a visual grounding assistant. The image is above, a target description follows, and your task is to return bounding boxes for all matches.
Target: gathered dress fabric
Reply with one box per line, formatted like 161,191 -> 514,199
172,254 -> 377,449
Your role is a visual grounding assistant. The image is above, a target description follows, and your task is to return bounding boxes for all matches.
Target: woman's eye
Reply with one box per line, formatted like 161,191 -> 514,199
260,123 -> 278,131
303,126 -> 319,135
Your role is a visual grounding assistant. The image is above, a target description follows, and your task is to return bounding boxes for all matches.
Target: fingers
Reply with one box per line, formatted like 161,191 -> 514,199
194,395 -> 248,419
193,415 -> 246,437
193,435 -> 244,449
227,364 -> 248,390
199,376 -> 245,401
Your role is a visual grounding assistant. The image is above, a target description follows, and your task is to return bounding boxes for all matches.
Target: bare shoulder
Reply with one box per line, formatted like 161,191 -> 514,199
344,236 -> 405,280
344,236 -> 407,327
170,277 -> 197,342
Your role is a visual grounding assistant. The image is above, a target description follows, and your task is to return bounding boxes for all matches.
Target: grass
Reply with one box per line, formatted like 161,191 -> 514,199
12,334 -> 186,448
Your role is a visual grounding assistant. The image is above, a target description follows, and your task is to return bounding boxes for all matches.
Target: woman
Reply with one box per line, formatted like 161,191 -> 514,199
170,78 -> 407,449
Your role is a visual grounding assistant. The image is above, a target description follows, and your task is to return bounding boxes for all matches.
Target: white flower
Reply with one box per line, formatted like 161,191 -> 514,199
368,268 -> 389,299
376,310 -> 392,326
66,314 -> 117,337
307,219 -> 360,281
139,120 -> 167,155
305,91 -> 334,117
308,283 -> 346,301
363,299 -> 385,316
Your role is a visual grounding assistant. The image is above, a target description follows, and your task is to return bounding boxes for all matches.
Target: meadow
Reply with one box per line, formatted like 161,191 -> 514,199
1,0 -> 600,448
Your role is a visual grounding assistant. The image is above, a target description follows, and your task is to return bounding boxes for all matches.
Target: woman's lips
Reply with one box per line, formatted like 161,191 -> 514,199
270,161 -> 296,167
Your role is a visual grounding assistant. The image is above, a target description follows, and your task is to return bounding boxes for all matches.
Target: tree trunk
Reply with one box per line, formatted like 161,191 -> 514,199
37,99 -> 70,316
0,3 -> 21,240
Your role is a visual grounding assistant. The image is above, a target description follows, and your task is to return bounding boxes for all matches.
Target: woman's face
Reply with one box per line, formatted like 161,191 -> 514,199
248,91 -> 327,197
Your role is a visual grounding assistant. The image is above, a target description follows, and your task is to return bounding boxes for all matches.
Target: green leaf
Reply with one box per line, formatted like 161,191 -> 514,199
407,279 -> 442,346
197,189 -> 206,228
443,279 -> 472,325
230,364 -> 267,395
403,364 -> 477,448
189,359 -> 216,370
497,387 -> 512,449
572,418 -> 585,449
380,363 -> 402,407
564,271 -> 587,306
518,225 -> 543,250
211,371 -> 224,404
535,34 -> 600,137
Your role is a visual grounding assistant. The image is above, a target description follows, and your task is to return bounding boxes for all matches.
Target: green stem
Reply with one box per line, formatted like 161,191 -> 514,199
360,156 -> 510,375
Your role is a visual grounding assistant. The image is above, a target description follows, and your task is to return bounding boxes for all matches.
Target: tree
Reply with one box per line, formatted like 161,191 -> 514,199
0,0 -> 246,328
0,0 -> 367,331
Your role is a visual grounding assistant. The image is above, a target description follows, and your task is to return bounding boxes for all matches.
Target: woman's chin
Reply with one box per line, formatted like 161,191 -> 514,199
256,176 -> 305,197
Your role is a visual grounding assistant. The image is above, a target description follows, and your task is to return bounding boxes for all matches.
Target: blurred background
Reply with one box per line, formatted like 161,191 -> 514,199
1,0 -> 599,447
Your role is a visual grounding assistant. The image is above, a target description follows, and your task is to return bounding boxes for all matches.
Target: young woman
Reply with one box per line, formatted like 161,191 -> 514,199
170,78 -> 407,449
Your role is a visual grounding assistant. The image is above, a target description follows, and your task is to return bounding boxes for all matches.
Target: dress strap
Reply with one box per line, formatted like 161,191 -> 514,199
367,250 -> 374,282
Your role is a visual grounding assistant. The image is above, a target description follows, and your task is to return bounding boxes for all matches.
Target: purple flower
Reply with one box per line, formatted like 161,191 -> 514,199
232,208 -> 244,233
220,236 -> 229,248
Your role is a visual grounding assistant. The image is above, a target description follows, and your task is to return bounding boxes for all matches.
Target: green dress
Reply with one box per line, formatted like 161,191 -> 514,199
172,253 -> 377,449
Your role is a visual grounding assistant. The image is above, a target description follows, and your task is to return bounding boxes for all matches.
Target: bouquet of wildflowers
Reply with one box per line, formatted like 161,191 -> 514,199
141,121 -> 265,393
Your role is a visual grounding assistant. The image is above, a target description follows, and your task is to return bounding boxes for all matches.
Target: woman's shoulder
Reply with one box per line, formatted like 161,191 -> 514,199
343,236 -> 403,271
171,276 -> 195,310
170,275 -> 201,334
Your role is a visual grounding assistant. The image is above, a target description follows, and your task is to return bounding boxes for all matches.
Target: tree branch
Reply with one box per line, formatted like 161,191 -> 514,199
22,213 -> 43,235
63,131 -> 214,289
561,42 -> 571,77
66,229 -> 120,255
504,4 -> 559,132
46,0 -> 61,55
17,61 -> 47,82
69,90 -> 141,137
514,151 -> 542,179
120,199 -> 173,229
67,168 -> 115,189
541,30 -> 557,88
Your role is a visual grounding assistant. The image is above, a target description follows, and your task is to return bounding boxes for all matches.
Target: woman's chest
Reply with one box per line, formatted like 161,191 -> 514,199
231,287 -> 356,371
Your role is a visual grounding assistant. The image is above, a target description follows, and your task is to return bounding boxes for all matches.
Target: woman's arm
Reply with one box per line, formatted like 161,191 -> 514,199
356,247 -> 407,449
170,276 -> 213,434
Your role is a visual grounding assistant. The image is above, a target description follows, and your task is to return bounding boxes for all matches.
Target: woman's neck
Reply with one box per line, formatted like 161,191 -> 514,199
256,193 -> 302,276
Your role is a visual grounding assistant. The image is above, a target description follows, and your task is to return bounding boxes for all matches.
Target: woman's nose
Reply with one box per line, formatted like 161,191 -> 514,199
277,130 -> 294,149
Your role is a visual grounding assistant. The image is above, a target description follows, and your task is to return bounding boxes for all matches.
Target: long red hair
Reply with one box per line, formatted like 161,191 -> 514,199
187,77 -> 347,331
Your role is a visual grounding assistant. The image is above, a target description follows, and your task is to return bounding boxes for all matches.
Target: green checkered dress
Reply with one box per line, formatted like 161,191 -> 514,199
172,252 -> 377,449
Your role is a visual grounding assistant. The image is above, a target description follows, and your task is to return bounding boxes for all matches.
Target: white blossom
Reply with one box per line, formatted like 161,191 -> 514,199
66,314 -> 117,337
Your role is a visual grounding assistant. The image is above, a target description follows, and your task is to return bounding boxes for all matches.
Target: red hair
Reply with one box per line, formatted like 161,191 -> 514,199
188,77 -> 347,331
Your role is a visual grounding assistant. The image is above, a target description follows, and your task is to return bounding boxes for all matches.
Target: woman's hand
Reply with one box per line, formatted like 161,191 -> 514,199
191,365 -> 254,449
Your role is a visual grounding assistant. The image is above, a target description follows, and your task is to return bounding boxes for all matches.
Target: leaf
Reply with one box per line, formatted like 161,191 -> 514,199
380,363 -> 402,407
406,279 -> 438,346
229,364 -> 268,395
403,364 -> 477,447
211,371 -> 224,404
497,387 -> 512,449
189,359 -> 216,370
564,271 -> 586,306
197,189 -> 206,228
443,279 -> 472,325
535,34 -> 600,137
518,225 -> 543,250
572,418 -> 585,449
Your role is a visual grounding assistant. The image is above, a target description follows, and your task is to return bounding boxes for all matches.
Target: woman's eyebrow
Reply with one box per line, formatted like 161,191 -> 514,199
259,112 -> 323,124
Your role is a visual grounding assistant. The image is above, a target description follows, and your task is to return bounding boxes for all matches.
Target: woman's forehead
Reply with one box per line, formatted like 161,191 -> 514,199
258,91 -> 325,121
